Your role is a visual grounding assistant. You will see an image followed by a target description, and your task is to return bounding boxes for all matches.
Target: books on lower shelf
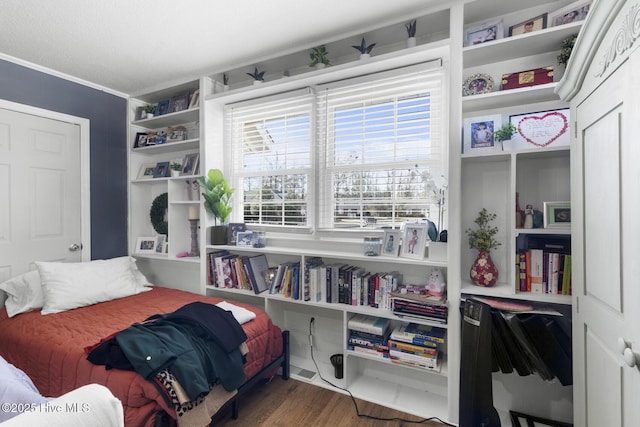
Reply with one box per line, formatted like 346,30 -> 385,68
387,322 -> 445,372
390,284 -> 448,323
347,315 -> 391,359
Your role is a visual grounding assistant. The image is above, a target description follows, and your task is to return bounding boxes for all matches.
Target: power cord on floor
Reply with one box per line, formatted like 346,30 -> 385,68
308,318 -> 455,426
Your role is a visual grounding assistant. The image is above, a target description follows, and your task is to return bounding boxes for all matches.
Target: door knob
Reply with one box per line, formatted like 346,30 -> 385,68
623,348 -> 637,367
68,243 -> 82,252
618,337 -> 631,354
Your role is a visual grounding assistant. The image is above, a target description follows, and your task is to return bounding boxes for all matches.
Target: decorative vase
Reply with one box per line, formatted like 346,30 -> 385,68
223,84 -> 229,92
253,80 -> 263,85
470,251 -> 498,287
501,139 -> 512,151
359,53 -> 371,60
210,225 -> 228,245
171,170 -> 180,177
146,113 -> 154,119
407,37 -> 417,48
314,63 -> 326,70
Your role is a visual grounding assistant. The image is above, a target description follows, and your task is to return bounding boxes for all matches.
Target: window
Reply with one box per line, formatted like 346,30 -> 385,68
226,61 -> 446,232
227,90 -> 313,226
317,63 -> 445,230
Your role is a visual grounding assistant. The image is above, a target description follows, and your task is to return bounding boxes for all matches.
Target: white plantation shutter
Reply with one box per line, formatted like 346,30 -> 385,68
227,89 -> 313,226
316,61 -> 446,229
225,61 -> 446,231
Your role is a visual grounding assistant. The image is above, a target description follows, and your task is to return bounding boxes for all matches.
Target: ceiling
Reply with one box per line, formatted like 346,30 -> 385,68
0,0 -> 531,96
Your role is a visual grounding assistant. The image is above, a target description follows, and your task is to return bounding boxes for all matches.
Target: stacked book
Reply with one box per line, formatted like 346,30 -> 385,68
347,314 -> 390,359
390,284 -> 448,324
388,322 -> 445,372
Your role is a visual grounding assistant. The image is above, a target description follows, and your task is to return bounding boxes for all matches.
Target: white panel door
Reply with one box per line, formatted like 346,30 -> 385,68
573,57 -> 640,427
0,107 -> 82,281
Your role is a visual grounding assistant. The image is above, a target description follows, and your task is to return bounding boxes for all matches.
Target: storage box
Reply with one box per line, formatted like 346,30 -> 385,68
501,66 -> 553,90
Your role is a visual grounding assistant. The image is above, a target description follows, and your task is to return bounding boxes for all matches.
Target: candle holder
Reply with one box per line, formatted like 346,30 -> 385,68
188,219 -> 200,257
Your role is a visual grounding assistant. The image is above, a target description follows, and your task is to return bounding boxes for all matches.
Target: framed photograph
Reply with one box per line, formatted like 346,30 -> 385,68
135,237 -> 157,254
181,153 -> 200,176
509,13 -> 547,36
462,73 -> 494,96
153,161 -> 170,178
227,223 -> 247,245
167,125 -> 188,143
155,234 -> 167,254
464,19 -> 504,46
137,163 -> 157,180
549,1 -> 591,27
463,115 -> 502,154
169,93 -> 190,113
133,132 -> 149,148
156,99 -> 170,116
401,224 -> 427,260
510,108 -> 570,150
544,202 -> 571,228
236,231 -> 255,247
382,230 -> 401,257
188,89 -> 200,109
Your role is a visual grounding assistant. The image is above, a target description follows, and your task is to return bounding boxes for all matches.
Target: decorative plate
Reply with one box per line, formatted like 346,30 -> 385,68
462,73 -> 494,96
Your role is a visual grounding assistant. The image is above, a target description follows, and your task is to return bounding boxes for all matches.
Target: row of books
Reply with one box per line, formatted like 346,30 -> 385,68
307,263 -> 402,309
206,250 -> 271,294
517,250 -> 572,295
347,315 -> 444,372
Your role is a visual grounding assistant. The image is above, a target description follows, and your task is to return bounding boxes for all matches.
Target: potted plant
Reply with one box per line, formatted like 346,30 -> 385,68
309,45 -> 330,69
143,104 -> 155,119
223,73 -> 230,91
247,67 -> 266,84
405,20 -> 417,48
352,37 -> 376,59
170,161 -> 182,177
466,208 -> 501,287
198,169 -> 234,244
557,33 -> 578,67
495,122 -> 517,151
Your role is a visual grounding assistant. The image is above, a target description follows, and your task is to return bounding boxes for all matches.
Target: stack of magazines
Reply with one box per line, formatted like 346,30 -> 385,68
390,284 -> 448,324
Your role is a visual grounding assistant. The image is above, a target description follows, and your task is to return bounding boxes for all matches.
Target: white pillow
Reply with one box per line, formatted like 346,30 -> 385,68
36,256 -> 151,315
0,270 -> 44,317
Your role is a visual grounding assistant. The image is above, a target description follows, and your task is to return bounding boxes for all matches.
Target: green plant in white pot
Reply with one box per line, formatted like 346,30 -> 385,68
198,169 -> 234,244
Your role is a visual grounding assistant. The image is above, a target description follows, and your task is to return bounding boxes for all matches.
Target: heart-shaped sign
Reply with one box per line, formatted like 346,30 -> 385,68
515,111 -> 569,147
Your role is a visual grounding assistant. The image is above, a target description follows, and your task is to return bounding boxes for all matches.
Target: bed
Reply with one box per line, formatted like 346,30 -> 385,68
0,257 -> 289,427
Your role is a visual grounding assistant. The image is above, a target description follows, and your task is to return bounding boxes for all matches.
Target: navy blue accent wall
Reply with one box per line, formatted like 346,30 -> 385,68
0,59 -> 128,259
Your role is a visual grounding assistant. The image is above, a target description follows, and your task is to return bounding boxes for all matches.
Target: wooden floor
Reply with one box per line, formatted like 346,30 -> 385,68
211,376 -> 449,427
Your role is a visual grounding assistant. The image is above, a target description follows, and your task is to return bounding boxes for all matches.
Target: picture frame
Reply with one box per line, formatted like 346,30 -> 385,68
167,125 -> 188,143
543,201 -> 571,228
510,410 -> 573,427
549,1 -> 591,27
153,161 -> 170,178
181,153 -> 200,176
169,93 -> 190,113
462,73 -> 494,96
133,132 -> 149,148
236,231 -> 255,247
188,89 -> 200,109
156,99 -> 170,116
463,115 -> 502,154
509,108 -> 570,150
464,19 -> 504,46
382,230 -> 401,257
135,236 -> 157,254
401,224 -> 427,260
509,13 -> 547,36
227,223 -> 247,245
155,234 -> 167,254
137,163 -> 157,180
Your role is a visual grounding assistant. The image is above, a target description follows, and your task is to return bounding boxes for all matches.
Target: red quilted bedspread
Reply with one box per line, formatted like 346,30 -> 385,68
0,286 -> 283,427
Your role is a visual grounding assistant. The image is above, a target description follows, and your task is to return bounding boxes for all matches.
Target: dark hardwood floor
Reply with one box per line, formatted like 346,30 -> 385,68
211,376 -> 449,426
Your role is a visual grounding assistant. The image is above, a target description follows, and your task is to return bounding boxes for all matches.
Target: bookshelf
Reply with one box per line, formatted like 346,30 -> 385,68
204,243 -> 450,421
